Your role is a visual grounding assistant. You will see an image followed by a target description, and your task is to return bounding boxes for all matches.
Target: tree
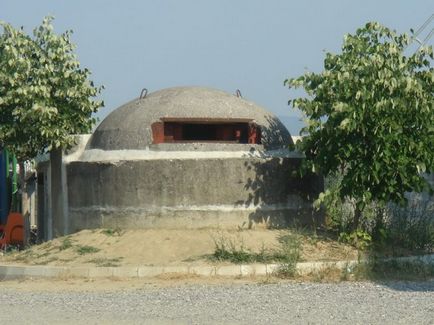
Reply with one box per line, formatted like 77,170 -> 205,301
285,22 -> 434,228
0,17 -> 103,161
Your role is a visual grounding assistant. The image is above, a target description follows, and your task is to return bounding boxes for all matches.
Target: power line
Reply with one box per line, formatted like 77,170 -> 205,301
410,14 -> 434,50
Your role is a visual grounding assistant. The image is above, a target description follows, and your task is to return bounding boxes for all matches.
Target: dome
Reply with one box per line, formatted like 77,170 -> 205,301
89,86 -> 292,150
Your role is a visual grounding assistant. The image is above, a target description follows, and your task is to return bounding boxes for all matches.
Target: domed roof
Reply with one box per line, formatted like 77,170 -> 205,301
89,87 -> 292,150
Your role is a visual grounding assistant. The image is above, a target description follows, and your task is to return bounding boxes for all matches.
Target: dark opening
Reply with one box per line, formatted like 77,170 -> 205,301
183,124 -> 217,141
177,123 -> 249,142
152,118 -> 261,144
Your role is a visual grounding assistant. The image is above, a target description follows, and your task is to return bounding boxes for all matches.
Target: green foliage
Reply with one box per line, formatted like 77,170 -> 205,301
0,17 -> 103,160
322,174 -> 354,230
212,238 -> 254,264
376,203 -> 434,252
210,233 -> 301,266
274,233 -> 302,278
339,229 -> 372,251
323,174 -> 434,253
276,233 -> 302,264
353,259 -> 434,281
285,22 -> 434,211
323,174 -> 380,244
101,228 -> 123,237
59,237 -> 73,251
76,245 -> 100,255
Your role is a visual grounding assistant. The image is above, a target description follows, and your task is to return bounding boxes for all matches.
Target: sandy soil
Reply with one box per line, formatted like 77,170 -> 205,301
0,228 -> 358,268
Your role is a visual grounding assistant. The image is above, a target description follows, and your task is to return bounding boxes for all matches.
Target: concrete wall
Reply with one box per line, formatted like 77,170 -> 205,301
36,161 -> 52,240
66,157 -> 323,231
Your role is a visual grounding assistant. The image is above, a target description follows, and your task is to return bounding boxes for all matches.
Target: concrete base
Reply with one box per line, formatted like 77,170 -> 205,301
37,135 -> 323,236
64,155 -> 322,233
68,203 -> 321,231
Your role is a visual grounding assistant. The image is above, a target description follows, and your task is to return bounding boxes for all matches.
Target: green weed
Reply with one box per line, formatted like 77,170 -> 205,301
87,257 -> 123,267
211,237 -> 253,263
209,232 -> 302,271
59,237 -> 73,251
101,228 -> 123,237
76,245 -> 100,255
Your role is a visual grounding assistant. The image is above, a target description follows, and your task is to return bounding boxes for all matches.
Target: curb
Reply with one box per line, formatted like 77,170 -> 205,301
0,254 -> 433,280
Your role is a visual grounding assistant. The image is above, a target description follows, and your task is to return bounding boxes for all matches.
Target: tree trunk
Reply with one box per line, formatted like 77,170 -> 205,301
352,205 -> 362,231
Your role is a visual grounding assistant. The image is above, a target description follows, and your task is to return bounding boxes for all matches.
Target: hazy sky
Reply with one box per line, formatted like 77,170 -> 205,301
1,0 -> 433,134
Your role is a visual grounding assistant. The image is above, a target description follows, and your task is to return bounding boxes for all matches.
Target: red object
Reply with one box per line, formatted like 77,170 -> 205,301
0,212 -> 24,249
248,123 -> 261,144
151,122 -> 165,144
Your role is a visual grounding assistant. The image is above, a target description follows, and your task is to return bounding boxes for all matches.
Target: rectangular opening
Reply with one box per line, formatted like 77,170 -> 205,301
152,118 -> 261,144
165,122 -> 249,143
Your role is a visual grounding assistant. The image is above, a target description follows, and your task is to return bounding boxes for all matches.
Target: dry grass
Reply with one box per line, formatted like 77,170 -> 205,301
0,228 -> 359,267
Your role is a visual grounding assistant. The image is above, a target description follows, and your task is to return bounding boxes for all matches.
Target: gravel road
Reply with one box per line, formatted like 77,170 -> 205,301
1,281 -> 433,324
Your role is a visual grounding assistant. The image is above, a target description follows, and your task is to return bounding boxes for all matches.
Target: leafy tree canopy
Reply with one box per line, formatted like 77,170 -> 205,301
0,17 -> 103,160
285,22 -> 434,209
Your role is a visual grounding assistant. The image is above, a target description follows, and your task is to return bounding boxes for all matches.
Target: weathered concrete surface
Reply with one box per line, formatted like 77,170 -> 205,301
66,156 -> 322,231
71,147 -> 303,163
50,149 -> 67,238
36,88 -> 323,235
89,87 -> 292,151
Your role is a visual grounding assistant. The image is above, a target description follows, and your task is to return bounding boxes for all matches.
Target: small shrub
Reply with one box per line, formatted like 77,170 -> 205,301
323,174 -> 354,232
211,236 -> 254,263
59,237 -> 73,251
274,233 -> 302,278
354,258 -> 434,281
339,230 -> 372,251
381,203 -> 434,252
323,174 -> 383,235
277,233 -> 302,263
324,174 -> 434,254
209,232 -> 302,267
76,245 -> 100,255
101,228 -> 123,237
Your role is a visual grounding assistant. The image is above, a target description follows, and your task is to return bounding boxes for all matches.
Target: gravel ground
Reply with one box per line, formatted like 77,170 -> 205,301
0,281 -> 433,324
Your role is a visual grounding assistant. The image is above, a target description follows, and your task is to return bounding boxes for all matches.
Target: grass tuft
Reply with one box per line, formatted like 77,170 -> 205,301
209,232 -> 302,278
87,257 -> 123,267
101,228 -> 124,237
76,245 -> 100,255
59,237 -> 73,251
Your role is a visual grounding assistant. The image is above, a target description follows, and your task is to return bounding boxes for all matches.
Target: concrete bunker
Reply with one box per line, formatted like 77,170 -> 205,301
37,86 -> 323,239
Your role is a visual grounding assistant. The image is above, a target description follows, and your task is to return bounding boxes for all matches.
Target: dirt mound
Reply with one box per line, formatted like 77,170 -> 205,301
0,228 -> 358,267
